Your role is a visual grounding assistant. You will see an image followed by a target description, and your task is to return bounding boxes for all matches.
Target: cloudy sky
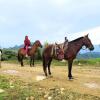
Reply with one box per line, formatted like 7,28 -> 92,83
0,0 -> 100,48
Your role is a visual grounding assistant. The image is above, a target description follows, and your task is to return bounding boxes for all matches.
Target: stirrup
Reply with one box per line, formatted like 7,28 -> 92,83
25,54 -> 28,57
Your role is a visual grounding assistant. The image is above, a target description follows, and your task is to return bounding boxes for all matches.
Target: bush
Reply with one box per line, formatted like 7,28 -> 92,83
1,49 -> 17,61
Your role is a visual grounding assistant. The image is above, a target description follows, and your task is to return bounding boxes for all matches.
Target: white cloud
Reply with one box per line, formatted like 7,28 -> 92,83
68,26 -> 100,45
0,0 -> 100,47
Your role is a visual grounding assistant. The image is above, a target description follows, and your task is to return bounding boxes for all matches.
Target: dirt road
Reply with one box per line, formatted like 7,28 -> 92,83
0,62 -> 100,97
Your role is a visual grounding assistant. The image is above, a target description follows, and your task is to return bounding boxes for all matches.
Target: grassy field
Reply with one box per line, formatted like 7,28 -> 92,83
0,60 -> 100,100
3,57 -> 100,66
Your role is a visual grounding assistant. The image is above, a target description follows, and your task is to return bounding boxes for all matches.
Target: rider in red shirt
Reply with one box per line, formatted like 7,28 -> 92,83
24,36 -> 31,57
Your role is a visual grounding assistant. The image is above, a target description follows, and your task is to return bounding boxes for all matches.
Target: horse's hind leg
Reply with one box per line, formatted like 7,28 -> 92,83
43,64 -> 48,77
48,58 -> 52,75
20,56 -> 24,66
43,57 -> 48,77
18,54 -> 24,66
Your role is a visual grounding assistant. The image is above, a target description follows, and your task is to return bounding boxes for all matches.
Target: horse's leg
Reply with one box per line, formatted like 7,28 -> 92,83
43,57 -> 48,77
21,56 -> 24,66
32,56 -> 34,66
30,56 -> 32,67
18,54 -> 24,67
48,58 -> 52,75
30,56 -> 34,67
68,60 -> 73,80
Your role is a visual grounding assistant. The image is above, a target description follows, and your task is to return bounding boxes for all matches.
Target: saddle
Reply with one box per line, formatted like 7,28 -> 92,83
23,46 -> 31,55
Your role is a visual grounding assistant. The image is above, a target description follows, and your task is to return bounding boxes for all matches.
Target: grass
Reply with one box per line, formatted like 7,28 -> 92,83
0,62 -> 100,99
3,58 -> 100,67
74,58 -> 100,66
0,75 -> 100,100
0,75 -> 40,100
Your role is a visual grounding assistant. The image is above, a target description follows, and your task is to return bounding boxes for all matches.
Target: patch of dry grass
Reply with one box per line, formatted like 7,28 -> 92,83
0,62 -> 100,99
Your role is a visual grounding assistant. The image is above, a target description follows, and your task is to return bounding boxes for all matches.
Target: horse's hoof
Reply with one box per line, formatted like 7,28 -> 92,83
49,75 -> 53,78
68,77 -> 74,81
21,65 -> 24,67
30,65 -> 34,67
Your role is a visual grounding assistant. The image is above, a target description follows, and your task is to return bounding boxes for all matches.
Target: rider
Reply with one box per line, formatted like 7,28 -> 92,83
65,37 -> 68,43
63,37 -> 68,51
24,35 -> 31,57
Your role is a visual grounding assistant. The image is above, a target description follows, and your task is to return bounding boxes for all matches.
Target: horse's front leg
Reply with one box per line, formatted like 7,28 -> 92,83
68,60 -> 73,80
30,55 -> 34,67
32,56 -> 34,66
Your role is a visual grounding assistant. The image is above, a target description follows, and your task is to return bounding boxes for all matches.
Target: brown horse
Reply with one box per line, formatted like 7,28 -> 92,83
42,43 -> 64,76
43,34 -> 94,79
64,34 -> 94,80
18,40 -> 42,66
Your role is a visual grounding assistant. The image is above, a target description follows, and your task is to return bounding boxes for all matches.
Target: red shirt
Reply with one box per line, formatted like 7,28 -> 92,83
24,36 -> 30,46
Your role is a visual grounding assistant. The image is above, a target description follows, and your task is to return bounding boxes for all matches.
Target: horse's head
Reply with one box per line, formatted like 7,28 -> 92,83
35,40 -> 42,48
82,34 -> 94,51
54,43 -> 64,60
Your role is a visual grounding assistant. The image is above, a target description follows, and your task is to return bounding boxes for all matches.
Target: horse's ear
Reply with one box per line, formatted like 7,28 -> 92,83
84,33 -> 89,37
87,33 -> 89,37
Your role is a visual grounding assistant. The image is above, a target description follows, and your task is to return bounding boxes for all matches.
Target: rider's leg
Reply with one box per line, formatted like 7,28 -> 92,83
25,46 -> 28,57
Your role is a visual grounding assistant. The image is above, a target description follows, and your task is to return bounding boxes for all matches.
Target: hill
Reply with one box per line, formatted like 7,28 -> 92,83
2,44 -> 100,59
77,52 -> 100,59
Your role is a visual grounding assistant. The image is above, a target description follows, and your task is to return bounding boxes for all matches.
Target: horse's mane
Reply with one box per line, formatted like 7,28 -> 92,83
44,44 -> 53,49
70,36 -> 83,43
32,41 -> 38,46
32,40 -> 40,46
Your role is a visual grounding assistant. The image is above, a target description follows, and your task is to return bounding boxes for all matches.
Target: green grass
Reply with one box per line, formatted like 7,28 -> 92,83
74,58 -> 100,66
3,58 -> 100,67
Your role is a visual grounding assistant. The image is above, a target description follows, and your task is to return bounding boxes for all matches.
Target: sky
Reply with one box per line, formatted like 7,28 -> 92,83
0,0 -> 100,48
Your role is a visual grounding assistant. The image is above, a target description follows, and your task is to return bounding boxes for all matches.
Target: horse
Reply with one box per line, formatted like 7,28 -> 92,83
42,34 -> 94,79
42,43 -> 64,76
18,40 -> 42,66
64,34 -> 94,80
0,49 -> 2,67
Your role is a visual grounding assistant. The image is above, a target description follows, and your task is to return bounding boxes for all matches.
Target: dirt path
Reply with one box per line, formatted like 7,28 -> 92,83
0,62 -> 100,97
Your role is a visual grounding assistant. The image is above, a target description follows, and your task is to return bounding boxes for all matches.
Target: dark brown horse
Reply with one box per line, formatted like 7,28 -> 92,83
42,43 -> 64,76
42,34 -> 94,79
64,34 -> 94,80
18,40 -> 42,66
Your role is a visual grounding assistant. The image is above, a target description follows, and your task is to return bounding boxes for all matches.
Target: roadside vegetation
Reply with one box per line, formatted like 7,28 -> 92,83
1,48 -> 100,67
